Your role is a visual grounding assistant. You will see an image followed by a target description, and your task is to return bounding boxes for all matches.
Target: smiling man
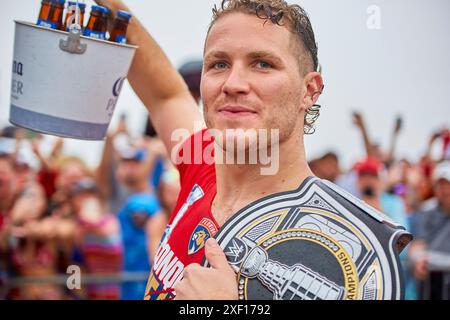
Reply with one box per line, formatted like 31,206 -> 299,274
96,0 -> 411,300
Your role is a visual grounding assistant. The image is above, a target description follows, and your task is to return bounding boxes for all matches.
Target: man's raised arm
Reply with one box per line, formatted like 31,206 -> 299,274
96,0 -> 204,156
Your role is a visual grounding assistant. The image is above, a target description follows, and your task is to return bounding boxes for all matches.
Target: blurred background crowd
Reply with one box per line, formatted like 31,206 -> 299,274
1,59 -> 450,300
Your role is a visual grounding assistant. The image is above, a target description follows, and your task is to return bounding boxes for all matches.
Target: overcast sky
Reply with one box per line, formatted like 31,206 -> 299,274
1,0 -> 449,169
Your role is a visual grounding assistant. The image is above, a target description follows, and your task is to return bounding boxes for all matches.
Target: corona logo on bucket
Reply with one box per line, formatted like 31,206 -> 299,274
11,60 -> 24,100
106,77 -> 126,117
113,77 -> 126,97
9,20 -> 137,140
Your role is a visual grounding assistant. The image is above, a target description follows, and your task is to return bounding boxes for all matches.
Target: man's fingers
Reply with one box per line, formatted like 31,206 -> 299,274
173,278 -> 186,300
182,263 -> 200,278
205,238 -> 232,271
414,258 -> 429,280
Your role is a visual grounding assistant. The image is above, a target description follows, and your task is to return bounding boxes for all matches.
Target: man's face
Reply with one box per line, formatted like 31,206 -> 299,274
357,173 -> 381,198
57,162 -> 86,192
71,192 -> 99,215
318,157 -> 340,182
435,179 -> 450,209
201,12 -> 306,151
117,159 -> 142,188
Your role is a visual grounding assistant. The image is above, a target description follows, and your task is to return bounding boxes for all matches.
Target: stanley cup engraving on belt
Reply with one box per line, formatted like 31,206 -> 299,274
241,246 -> 345,300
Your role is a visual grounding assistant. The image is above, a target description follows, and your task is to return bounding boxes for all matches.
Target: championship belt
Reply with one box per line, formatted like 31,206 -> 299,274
203,177 -> 412,300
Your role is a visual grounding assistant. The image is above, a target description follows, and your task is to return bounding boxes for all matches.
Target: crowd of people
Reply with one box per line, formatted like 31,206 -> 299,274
0,119 -> 177,299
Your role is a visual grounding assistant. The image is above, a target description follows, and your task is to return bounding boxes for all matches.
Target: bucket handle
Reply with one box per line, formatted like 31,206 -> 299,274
59,26 -> 87,55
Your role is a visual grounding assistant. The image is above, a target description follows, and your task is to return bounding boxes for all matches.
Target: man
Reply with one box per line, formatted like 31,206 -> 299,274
409,161 -> 450,299
96,0 -> 410,300
115,146 -> 167,300
310,151 -> 341,183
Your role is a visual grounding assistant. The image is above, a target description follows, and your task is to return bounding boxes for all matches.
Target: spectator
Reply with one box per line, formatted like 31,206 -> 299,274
48,156 -> 91,218
70,178 -> 123,300
409,161 -> 450,299
310,151 -> 341,182
143,117 -> 181,219
8,182 -> 62,299
115,142 -> 167,300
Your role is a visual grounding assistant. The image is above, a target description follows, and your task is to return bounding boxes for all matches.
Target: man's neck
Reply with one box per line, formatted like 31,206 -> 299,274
128,181 -> 151,194
440,202 -> 450,215
363,196 -> 382,211
212,134 -> 313,226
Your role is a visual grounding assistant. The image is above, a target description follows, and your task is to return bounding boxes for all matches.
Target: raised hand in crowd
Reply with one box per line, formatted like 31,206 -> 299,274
352,111 -> 375,159
95,114 -> 129,199
386,116 -> 403,167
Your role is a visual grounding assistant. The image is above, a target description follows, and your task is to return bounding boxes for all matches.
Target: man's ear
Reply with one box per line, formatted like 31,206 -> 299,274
301,72 -> 324,110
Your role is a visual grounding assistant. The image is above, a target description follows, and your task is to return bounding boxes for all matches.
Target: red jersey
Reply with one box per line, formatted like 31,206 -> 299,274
145,129 -> 219,300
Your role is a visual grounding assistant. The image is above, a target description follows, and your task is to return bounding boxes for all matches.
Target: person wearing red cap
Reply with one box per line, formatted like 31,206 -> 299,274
355,157 -> 416,299
355,157 -> 408,227
355,157 -> 383,210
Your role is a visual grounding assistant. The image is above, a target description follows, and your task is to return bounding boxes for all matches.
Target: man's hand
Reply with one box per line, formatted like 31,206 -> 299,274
94,0 -> 128,14
352,111 -> 365,129
409,241 -> 429,281
174,238 -> 238,300
414,256 -> 429,281
393,116 -> 403,135
94,0 -> 129,29
429,131 -> 442,146
30,137 -> 41,156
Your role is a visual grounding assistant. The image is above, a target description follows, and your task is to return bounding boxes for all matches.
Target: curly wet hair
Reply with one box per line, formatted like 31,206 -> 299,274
209,0 -> 323,134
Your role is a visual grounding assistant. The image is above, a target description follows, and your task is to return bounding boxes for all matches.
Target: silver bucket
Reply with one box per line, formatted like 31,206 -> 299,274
9,20 -> 137,140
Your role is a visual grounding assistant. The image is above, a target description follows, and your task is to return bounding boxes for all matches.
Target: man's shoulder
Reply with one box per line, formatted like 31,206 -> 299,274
123,192 -> 160,212
418,197 -> 438,212
128,191 -> 158,202
175,129 -> 216,183
418,203 -> 447,221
